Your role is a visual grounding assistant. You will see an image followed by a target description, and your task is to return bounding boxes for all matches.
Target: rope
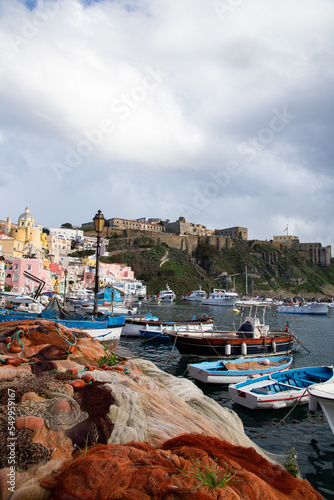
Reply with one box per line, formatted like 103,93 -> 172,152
7,329 -> 24,352
251,387 -> 310,438
55,328 -> 77,353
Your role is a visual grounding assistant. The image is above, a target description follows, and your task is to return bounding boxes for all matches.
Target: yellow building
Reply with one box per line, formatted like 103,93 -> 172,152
6,207 -> 47,259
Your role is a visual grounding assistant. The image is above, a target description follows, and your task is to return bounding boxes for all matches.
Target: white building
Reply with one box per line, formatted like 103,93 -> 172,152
49,227 -> 84,241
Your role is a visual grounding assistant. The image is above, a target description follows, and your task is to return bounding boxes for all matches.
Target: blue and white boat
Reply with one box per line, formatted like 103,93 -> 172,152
228,365 -> 334,410
0,298 -> 126,342
187,355 -> 293,384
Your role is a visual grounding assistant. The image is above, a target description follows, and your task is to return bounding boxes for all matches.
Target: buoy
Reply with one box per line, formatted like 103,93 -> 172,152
309,394 -> 317,413
225,341 -> 231,356
262,358 -> 270,365
272,340 -> 276,353
233,309 -> 241,314
241,342 -> 247,356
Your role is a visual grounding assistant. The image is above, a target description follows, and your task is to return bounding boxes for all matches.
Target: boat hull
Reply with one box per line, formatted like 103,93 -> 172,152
201,297 -> 238,306
187,356 -> 293,384
308,383 -> 334,435
167,331 -> 294,358
122,317 -> 214,337
277,303 -> 328,315
228,366 -> 334,409
0,310 -> 126,343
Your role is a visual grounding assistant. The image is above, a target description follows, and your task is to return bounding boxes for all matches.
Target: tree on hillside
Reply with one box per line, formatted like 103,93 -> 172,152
61,223 -> 73,229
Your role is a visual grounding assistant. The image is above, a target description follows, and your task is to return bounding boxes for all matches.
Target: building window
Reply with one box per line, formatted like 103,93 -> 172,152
27,265 -> 32,271
13,274 -> 19,282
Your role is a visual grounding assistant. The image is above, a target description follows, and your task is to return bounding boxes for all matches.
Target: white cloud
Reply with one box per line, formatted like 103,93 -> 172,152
0,0 -> 333,249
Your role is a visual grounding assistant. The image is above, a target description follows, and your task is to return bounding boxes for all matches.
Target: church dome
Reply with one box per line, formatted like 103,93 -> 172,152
18,206 -> 34,222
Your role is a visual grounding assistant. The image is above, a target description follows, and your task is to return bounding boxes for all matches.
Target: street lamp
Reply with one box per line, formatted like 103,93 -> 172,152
93,210 -> 105,316
64,269 -> 68,305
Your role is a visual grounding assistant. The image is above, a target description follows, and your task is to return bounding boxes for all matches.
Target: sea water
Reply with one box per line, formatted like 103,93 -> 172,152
120,301 -> 334,499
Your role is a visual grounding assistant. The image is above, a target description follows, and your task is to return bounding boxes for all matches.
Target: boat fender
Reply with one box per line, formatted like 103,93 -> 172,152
272,340 -> 276,353
241,342 -> 247,356
308,394 -> 317,413
225,341 -> 231,356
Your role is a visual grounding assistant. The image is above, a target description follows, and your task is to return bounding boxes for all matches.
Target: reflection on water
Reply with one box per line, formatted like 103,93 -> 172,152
122,301 -> 334,498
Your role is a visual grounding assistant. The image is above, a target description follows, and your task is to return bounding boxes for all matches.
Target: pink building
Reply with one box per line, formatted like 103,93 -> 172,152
83,263 -> 135,288
5,258 -> 53,294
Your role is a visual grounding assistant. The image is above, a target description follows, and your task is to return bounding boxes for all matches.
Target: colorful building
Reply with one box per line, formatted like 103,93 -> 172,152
5,258 -> 53,294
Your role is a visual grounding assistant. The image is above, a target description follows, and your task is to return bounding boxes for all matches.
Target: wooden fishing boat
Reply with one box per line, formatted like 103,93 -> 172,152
228,366 -> 334,410
187,355 -> 293,384
166,307 -> 294,358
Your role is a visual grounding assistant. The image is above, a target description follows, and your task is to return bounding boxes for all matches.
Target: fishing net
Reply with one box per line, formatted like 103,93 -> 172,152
41,435 -> 322,500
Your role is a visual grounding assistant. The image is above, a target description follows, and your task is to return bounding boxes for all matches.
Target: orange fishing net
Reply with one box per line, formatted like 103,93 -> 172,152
41,434 -> 322,500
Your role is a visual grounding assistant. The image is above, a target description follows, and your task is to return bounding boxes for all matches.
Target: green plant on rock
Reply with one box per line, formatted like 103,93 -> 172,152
283,447 -> 299,478
98,344 -> 119,367
181,457 -> 239,490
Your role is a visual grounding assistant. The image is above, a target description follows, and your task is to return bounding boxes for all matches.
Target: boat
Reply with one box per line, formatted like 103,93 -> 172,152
0,291 -> 46,314
122,315 -> 214,337
181,286 -> 207,302
228,366 -> 334,410
187,355 -> 293,384
0,297 -> 126,343
235,297 -> 278,307
165,306 -> 294,358
277,302 -> 328,315
158,284 -> 176,302
201,289 -> 238,306
308,383 -> 334,435
139,319 -> 214,341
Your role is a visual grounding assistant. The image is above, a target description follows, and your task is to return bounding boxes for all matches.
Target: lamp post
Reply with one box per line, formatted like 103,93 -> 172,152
93,210 -> 105,316
64,269 -> 68,305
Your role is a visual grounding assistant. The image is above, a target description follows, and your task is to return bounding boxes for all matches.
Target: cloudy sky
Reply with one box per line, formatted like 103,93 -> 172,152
0,0 -> 333,248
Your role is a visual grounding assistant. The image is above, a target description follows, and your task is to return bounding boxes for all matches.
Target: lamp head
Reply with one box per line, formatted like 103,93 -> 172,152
93,210 -> 105,234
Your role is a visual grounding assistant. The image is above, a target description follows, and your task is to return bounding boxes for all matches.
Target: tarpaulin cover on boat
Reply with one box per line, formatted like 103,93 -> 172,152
40,298 -> 87,320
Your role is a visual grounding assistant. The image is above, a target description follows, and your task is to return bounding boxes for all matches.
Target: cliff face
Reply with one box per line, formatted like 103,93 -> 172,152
95,235 -> 334,297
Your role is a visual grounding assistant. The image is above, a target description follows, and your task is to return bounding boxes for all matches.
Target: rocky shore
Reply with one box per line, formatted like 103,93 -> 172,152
0,320 -> 322,499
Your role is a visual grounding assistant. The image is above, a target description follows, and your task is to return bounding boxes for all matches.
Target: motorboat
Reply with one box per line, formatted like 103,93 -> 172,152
187,355 -> 293,384
158,285 -> 176,302
165,306 -> 294,358
201,289 -> 238,306
181,286 -> 207,302
308,382 -> 334,435
277,302 -> 328,315
139,318 -> 214,341
122,315 -> 214,337
228,366 -> 334,410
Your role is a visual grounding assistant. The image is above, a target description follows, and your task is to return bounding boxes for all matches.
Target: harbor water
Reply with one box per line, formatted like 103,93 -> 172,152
120,301 -> 334,499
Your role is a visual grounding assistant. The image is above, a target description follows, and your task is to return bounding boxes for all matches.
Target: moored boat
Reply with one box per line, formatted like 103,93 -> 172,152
277,302 -> 328,315
158,284 -> 176,302
181,286 -> 207,302
0,297 -> 126,343
228,366 -> 334,410
201,289 -> 238,306
122,315 -> 214,337
308,382 -> 334,435
166,306 -> 294,358
187,355 -> 293,384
